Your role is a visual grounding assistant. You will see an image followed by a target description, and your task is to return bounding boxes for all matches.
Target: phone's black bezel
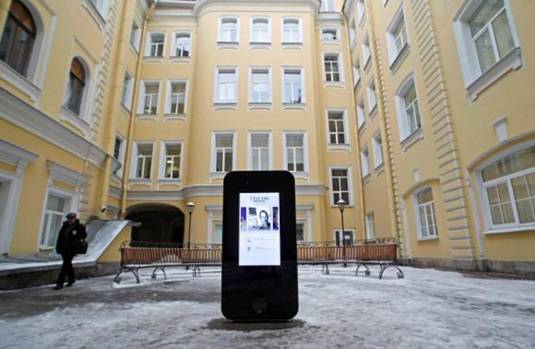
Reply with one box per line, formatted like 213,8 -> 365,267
221,171 -> 298,321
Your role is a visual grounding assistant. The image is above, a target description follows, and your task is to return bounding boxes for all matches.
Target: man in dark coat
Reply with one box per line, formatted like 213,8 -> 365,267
54,213 -> 87,290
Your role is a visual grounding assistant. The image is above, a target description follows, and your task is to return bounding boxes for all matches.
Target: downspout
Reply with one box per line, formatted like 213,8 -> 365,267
119,0 -> 157,218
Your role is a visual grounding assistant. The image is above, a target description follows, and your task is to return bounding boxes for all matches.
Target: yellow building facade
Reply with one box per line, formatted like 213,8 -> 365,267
0,0 -> 534,275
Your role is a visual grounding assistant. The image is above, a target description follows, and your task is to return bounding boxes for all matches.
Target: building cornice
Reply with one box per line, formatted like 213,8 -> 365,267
47,160 -> 89,187
0,140 -> 38,175
193,0 -> 320,16
0,88 -> 107,167
127,184 -> 327,202
316,12 -> 343,26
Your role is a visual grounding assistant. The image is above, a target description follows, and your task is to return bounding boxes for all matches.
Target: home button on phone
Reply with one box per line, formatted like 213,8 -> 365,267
252,298 -> 267,314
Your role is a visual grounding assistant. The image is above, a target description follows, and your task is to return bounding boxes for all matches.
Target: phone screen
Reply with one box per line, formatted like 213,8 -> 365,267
238,192 -> 281,266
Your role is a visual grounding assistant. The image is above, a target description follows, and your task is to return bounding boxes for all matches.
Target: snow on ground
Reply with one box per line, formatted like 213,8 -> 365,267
0,266 -> 534,349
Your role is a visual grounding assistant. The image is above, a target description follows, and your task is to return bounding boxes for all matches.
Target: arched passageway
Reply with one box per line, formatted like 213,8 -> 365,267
126,204 -> 185,246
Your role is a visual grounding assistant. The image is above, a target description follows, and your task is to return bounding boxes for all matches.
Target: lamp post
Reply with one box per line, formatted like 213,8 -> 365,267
337,199 -> 347,267
186,201 -> 195,249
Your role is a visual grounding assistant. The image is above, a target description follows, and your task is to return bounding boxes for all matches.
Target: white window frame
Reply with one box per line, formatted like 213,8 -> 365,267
248,67 -> 272,104
367,80 -> 377,113
145,32 -> 165,58
356,0 -> 366,25
165,80 -> 188,116
281,17 -> 303,44
159,141 -> 183,181
130,21 -> 141,52
211,132 -> 236,176
214,67 -> 238,105
349,20 -> 357,45
328,166 -> 354,206
366,213 -> 376,240
0,172 -> 23,254
250,17 -> 271,44
38,188 -> 75,249
320,0 -> 336,12
172,32 -> 192,58
137,80 -> 160,115
323,52 -> 344,84
413,187 -> 439,240
372,132 -> 384,169
283,131 -> 308,177
478,143 -> 535,232
386,5 -> 409,66
218,16 -> 239,44
282,67 -> 305,105
121,71 -> 134,110
452,0 -> 522,101
248,132 -> 272,171
360,147 -> 370,178
326,109 -> 350,150
362,35 -> 371,67
352,62 -> 361,87
321,27 -> 339,42
357,99 -> 365,129
113,134 -> 127,177
395,74 -> 422,142
130,142 -> 155,180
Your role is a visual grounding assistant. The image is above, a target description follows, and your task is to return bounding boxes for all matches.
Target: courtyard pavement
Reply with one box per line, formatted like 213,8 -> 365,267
0,266 -> 534,349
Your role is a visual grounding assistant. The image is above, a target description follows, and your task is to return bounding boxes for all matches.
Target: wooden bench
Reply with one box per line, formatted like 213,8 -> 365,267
113,240 -> 404,284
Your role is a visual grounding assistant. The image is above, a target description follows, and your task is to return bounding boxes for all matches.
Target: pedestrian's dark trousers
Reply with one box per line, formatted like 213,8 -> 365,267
57,253 -> 75,285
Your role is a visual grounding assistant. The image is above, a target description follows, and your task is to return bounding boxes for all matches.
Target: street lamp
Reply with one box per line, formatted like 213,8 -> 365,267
337,199 -> 347,267
186,201 -> 195,249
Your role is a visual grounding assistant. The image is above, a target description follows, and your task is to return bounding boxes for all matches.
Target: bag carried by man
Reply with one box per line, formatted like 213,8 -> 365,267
73,239 -> 88,255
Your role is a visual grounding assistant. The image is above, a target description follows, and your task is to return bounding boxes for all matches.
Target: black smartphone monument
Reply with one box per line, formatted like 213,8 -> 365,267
221,171 -> 298,321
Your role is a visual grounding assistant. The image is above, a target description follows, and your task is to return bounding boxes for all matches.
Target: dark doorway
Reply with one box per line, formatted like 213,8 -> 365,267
126,205 -> 185,246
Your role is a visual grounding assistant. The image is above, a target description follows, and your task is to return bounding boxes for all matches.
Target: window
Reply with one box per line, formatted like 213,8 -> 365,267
40,192 -> 70,248
162,143 -> 182,179
173,33 -> 191,57
386,8 -> 408,65
334,230 -> 354,246
372,133 -> 384,168
468,0 -> 515,74
366,213 -> 376,240
283,68 -> 303,104
219,17 -> 238,43
296,223 -> 305,242
212,222 -> 223,244
139,81 -> 159,115
395,77 -> 422,141
213,133 -> 234,173
88,0 -> 109,19
362,36 -> 371,65
415,187 -> 438,238
250,69 -> 271,104
146,33 -> 164,57
215,68 -> 237,104
113,136 -> 126,176
322,28 -> 338,41
324,54 -> 342,82
327,111 -> 347,145
0,0 -> 36,76
331,168 -> 351,205
367,80 -> 377,113
64,58 -> 87,115
356,99 -> 365,129
282,18 -> 301,43
132,143 -> 153,179
121,72 -> 133,109
285,133 -> 306,173
353,63 -> 361,87
249,133 -> 270,170
349,20 -> 356,43
361,148 -> 370,177
251,18 -> 270,43
130,22 -> 141,51
453,0 -> 520,99
320,0 -> 335,12
481,145 -> 535,228
356,0 -> 365,24
167,81 -> 186,115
